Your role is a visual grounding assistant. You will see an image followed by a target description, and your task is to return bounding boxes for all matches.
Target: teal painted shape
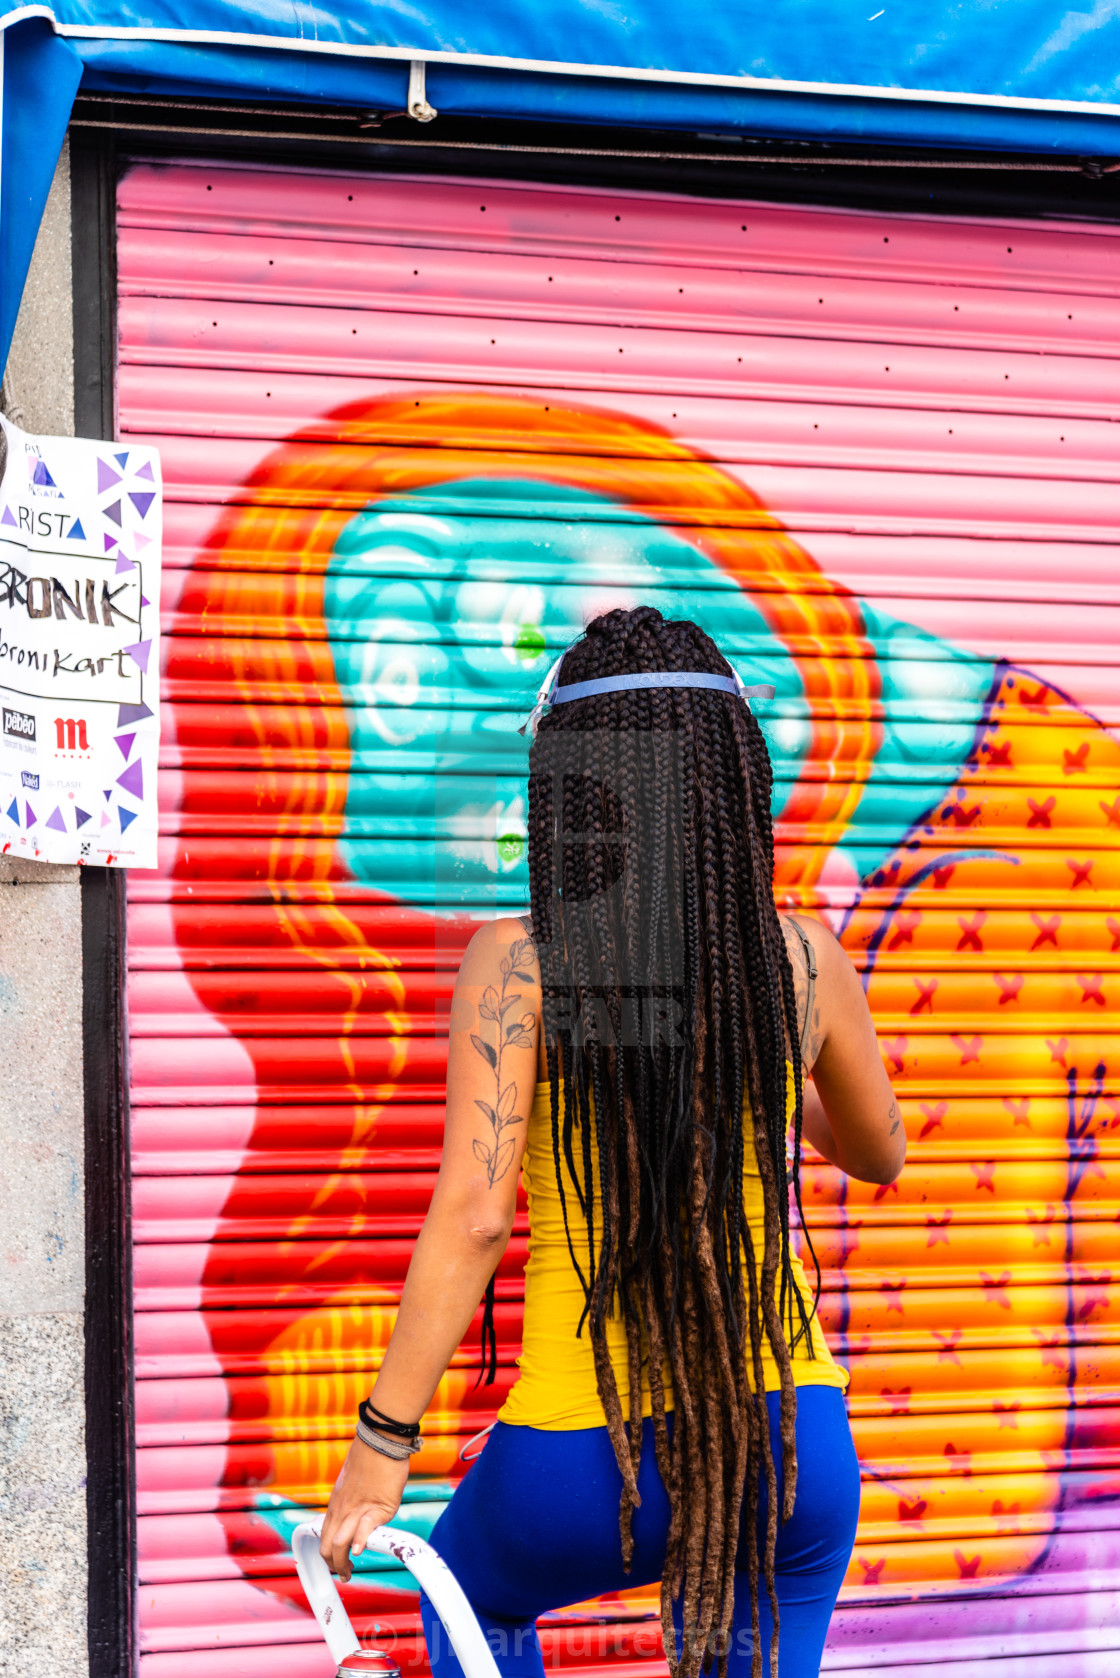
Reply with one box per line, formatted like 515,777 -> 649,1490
324,481 -> 994,900
255,1482 -> 455,1596
845,598 -> 994,881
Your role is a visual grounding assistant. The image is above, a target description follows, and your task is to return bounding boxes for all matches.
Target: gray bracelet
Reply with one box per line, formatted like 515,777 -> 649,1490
355,1418 -> 422,1460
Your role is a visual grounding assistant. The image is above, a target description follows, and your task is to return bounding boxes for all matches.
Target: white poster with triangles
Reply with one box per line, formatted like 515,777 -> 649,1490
0,415 -> 161,867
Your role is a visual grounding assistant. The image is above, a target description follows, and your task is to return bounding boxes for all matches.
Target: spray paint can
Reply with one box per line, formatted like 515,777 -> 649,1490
335,1648 -> 401,1678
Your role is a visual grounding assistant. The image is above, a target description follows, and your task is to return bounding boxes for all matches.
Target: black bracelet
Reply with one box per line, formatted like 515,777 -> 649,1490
359,1397 -> 421,1439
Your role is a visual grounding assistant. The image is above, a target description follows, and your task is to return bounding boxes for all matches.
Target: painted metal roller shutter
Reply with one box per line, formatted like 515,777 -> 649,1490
119,159 -> 1120,1678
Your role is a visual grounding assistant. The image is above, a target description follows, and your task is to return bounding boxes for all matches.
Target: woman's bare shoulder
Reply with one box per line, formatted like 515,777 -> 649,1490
779,912 -> 850,975
779,913 -> 866,1067
457,917 -> 540,985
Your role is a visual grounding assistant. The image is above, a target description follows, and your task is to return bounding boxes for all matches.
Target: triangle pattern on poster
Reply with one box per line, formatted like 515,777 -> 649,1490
115,733 -> 135,762
1,505 -> 17,528
32,458 -> 58,489
116,701 -> 153,726
128,490 -> 156,521
97,458 -> 122,494
5,798 -> 17,823
119,806 -> 138,833
68,517 -> 86,541
115,552 -> 136,575
104,788 -> 114,803
75,807 -> 91,829
103,499 -> 122,527
104,533 -> 117,553
24,801 -> 36,827
140,594 -> 150,607
101,809 -> 111,828
135,459 -> 155,482
46,806 -> 67,833
124,639 -> 151,673
133,531 -> 152,552
114,451 -> 130,468
117,758 -> 144,801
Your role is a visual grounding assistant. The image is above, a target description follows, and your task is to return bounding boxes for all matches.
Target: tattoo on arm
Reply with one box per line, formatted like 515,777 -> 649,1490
471,937 -> 536,1187
781,916 -> 824,1072
804,1002 -> 824,1072
888,1098 -> 901,1136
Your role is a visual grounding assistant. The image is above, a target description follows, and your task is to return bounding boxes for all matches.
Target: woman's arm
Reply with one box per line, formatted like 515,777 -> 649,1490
782,914 -> 905,1186
319,917 -> 540,1580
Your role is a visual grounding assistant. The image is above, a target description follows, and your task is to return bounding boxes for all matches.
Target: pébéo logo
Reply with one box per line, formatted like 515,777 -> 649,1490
3,707 -> 35,741
54,717 -> 90,751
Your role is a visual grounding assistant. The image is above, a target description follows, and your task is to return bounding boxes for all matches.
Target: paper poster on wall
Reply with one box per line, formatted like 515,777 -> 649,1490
0,414 -> 161,867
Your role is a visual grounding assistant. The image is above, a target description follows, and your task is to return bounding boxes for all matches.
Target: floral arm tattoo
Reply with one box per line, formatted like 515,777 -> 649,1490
470,937 -> 537,1188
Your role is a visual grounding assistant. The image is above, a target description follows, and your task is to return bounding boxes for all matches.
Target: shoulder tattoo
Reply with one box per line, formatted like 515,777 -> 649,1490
782,916 -> 824,1072
470,936 -> 536,1187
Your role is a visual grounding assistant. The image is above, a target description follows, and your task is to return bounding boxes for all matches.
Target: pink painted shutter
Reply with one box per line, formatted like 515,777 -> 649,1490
121,159 -> 1120,1678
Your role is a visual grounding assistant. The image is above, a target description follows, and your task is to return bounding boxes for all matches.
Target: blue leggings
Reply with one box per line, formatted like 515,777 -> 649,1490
420,1386 -> 859,1678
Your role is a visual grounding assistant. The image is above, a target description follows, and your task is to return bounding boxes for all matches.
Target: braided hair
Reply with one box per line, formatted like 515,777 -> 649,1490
524,605 -> 815,1678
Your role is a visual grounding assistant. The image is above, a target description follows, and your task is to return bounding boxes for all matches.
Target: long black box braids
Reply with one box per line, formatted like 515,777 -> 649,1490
519,605 -> 813,1678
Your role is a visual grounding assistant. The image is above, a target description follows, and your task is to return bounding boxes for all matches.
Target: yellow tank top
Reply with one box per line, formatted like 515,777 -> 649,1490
498,1063 -> 846,1430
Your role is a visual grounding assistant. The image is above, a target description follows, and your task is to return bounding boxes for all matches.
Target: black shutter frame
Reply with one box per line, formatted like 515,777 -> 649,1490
72,129 -> 137,1678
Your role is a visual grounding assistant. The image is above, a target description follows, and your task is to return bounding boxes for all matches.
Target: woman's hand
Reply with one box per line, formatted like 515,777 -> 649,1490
319,1438 -> 410,1582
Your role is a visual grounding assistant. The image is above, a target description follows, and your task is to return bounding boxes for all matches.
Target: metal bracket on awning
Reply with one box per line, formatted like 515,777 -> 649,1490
408,60 -> 437,123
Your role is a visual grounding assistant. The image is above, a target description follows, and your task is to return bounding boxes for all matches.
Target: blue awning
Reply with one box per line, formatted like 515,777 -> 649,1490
29,1 -> 1120,116
5,2 -> 1120,374
1,20 -> 82,374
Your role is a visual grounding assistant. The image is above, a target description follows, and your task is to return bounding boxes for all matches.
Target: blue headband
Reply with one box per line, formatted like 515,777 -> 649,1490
519,663 -> 776,737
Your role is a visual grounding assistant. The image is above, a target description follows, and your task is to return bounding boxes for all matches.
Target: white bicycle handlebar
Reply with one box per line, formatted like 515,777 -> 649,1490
293,1518 -> 501,1678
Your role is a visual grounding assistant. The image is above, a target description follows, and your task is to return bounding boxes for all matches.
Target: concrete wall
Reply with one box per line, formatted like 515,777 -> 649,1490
0,140 -> 89,1678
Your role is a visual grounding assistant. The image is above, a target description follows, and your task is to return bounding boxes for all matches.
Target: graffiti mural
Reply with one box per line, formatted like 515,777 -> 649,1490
121,164 -> 1120,1678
